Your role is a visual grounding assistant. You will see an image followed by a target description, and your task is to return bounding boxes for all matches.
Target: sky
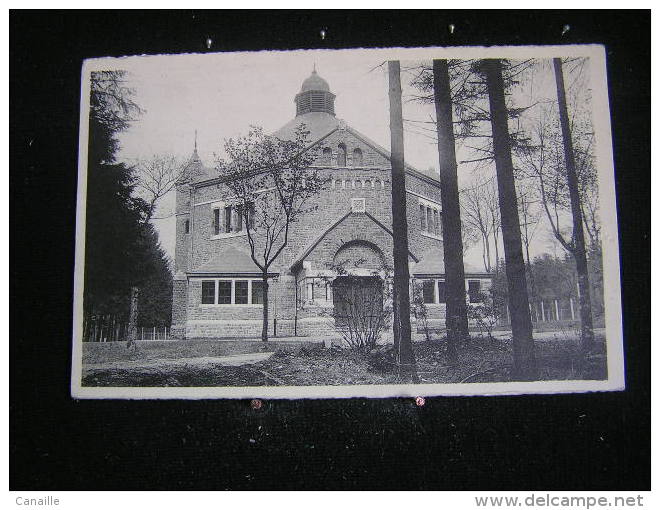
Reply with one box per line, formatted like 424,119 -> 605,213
105,48 -> 591,270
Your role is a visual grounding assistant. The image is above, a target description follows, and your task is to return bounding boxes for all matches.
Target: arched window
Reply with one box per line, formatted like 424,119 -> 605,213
322,147 -> 332,165
337,143 -> 347,166
352,148 -> 363,167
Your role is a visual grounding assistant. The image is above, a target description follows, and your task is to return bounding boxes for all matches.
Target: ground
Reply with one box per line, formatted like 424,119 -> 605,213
81,333 -> 607,387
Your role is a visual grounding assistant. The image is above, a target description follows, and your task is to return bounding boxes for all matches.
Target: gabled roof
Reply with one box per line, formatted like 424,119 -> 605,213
290,211 -> 419,270
189,246 -> 277,275
272,112 -> 440,184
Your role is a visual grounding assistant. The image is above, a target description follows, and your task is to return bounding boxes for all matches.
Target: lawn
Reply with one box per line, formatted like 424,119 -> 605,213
81,334 -> 608,387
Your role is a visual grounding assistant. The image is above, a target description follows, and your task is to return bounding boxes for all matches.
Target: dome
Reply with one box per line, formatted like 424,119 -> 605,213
295,67 -> 336,117
300,69 -> 330,92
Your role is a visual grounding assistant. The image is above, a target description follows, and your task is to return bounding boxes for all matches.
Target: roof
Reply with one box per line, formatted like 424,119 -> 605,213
189,246 -> 273,275
300,69 -> 330,92
272,111 -> 340,143
271,113 -> 440,183
411,250 -> 489,276
290,211 -> 419,270
178,150 -> 215,184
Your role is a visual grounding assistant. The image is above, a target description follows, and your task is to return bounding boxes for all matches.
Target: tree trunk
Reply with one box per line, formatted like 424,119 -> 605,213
432,59 -> 470,362
553,57 -> 595,355
483,59 -> 537,381
388,61 -> 417,381
127,286 -> 139,349
261,274 -> 269,342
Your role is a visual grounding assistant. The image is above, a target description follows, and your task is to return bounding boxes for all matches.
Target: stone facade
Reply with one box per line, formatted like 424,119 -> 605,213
171,70 -> 490,339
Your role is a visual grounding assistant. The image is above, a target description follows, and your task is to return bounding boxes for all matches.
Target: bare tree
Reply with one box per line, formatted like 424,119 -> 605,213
133,154 -> 187,223
461,177 -> 500,273
216,125 -> 324,342
518,58 -> 598,355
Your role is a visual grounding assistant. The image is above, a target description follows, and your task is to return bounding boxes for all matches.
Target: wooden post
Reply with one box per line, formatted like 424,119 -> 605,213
433,59 -> 470,361
570,297 -> 575,320
554,299 -> 560,321
127,286 -> 139,348
388,61 -> 416,381
540,300 -> 545,322
483,59 -> 536,380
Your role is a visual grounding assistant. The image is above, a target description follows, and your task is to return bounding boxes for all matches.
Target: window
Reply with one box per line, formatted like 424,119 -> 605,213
419,200 -> 441,237
235,280 -> 249,304
235,205 -> 243,232
224,206 -> 232,233
213,208 -> 220,235
200,278 -> 268,305
468,280 -> 483,303
422,280 -> 435,304
337,143 -> 347,166
322,147 -> 333,165
437,281 -> 446,303
201,281 -> 216,304
218,281 -> 232,304
252,280 -> 264,304
184,219 -> 190,234
352,148 -> 363,166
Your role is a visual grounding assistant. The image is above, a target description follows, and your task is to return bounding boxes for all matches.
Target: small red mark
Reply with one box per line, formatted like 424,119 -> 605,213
415,396 -> 425,407
250,399 -> 263,410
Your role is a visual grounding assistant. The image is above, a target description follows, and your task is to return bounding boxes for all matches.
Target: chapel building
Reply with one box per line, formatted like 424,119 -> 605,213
171,69 -> 491,339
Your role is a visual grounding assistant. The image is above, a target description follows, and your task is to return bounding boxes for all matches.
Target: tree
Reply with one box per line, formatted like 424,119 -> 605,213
388,61 -> 417,381
216,125 -> 323,342
517,58 -> 597,355
482,59 -> 537,381
461,177 -> 501,273
85,71 -> 145,324
433,59 -> 470,360
133,154 -> 187,223
84,70 -> 174,347
551,57 -> 594,354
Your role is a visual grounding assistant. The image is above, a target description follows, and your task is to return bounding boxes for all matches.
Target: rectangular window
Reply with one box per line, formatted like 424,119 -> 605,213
235,280 -> 249,304
437,281 -> 446,304
235,205 -> 243,232
213,208 -> 220,236
433,209 -> 440,236
218,281 -> 232,304
224,206 -> 232,233
422,280 -> 435,304
201,281 -> 216,304
251,280 -> 264,304
427,207 -> 434,234
468,280 -> 483,303
184,219 -> 190,234
420,204 -> 426,231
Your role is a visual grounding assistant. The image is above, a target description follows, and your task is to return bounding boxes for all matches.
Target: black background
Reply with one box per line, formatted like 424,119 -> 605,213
10,10 -> 650,490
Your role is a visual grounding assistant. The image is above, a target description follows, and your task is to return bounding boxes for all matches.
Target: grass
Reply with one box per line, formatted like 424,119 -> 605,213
81,334 -> 608,387
82,338 -> 319,365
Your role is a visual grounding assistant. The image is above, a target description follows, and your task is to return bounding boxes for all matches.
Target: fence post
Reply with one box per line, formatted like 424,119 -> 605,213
540,301 -> 545,322
569,297 -> 575,320
154,326 -> 156,341
141,327 -> 144,341
554,300 -> 560,321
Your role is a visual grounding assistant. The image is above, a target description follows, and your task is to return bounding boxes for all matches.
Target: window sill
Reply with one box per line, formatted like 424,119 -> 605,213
199,304 -> 262,308
420,231 -> 442,241
211,231 -> 248,240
